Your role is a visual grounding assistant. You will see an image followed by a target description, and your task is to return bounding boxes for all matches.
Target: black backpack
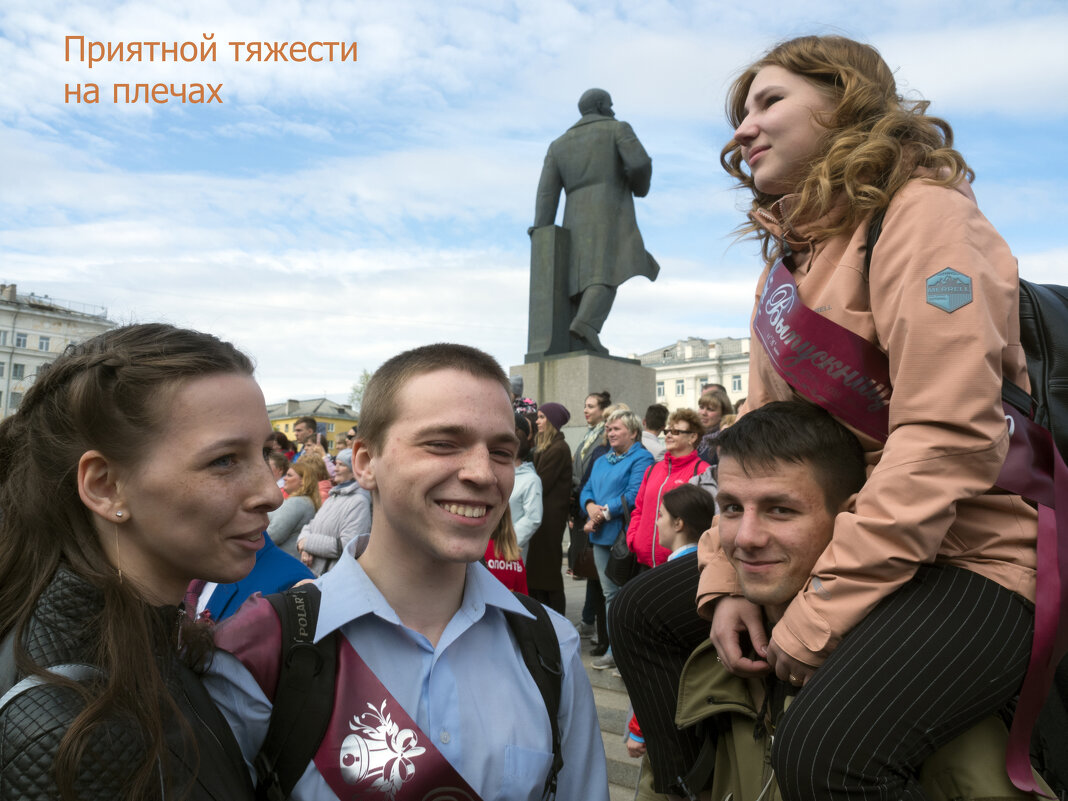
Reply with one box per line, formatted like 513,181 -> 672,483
252,585 -> 564,801
864,208 -> 1068,458
866,208 -> 1068,797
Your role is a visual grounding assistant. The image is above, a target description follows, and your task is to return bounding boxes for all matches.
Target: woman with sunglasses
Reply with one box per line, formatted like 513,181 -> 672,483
625,408 -> 708,571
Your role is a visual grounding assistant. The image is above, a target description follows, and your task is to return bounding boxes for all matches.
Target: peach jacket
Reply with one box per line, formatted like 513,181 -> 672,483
697,178 -> 1038,667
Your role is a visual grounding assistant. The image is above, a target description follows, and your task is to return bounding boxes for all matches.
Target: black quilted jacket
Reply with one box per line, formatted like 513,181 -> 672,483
0,568 -> 254,800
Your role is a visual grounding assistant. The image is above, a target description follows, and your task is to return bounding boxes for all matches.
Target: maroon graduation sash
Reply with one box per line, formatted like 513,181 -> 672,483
314,637 -> 482,801
216,596 -> 483,801
753,260 -> 893,441
753,259 -> 1068,795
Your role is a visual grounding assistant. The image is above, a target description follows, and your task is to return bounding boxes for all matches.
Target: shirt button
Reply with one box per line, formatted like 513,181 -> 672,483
440,730 -> 451,744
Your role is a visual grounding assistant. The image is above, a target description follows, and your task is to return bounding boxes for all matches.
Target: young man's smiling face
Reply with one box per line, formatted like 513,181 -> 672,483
354,368 -> 519,568
717,453 -> 850,619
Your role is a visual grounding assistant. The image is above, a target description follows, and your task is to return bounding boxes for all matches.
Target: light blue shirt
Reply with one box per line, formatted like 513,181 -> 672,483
203,536 -> 609,801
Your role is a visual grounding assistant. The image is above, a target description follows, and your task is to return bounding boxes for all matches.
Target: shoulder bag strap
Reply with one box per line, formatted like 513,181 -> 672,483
254,586 -> 338,801
0,663 -> 104,714
506,593 -> 563,801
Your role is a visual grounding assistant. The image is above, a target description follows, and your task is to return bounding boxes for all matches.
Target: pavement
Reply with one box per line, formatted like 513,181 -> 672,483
560,566 -> 647,800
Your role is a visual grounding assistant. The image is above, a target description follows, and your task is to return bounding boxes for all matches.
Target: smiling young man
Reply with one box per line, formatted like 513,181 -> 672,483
669,401 -> 1049,800
204,344 -> 608,801
714,403 -> 862,631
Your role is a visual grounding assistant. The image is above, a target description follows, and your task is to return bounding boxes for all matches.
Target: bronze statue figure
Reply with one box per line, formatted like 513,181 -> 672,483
528,89 -> 659,357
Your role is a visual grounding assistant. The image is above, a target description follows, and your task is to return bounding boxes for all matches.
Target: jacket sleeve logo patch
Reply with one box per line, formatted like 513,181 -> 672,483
926,268 -> 973,313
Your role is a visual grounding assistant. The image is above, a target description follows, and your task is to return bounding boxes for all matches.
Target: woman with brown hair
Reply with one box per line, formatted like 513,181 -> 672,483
482,506 -> 528,595
0,323 -> 280,800
297,447 -> 332,503
695,388 -> 733,464
527,402 -> 572,614
612,34 -> 1040,798
266,460 -> 322,558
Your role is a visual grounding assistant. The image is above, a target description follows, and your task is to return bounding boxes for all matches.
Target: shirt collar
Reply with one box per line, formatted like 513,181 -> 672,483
315,537 -> 531,640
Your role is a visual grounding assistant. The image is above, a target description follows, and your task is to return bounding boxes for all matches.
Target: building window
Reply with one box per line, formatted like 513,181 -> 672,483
327,423 -> 335,432
0,363 -> 4,378
14,333 -> 27,348
283,423 -> 290,432
10,392 -> 21,409
0,331 -> 6,346
38,336 -> 50,352
732,374 -> 742,392
656,381 -> 664,398
12,364 -> 24,380
675,379 -> 685,396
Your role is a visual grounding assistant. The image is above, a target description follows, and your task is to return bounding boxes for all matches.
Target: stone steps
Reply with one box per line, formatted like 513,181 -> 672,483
584,648 -> 640,792
565,569 -> 644,798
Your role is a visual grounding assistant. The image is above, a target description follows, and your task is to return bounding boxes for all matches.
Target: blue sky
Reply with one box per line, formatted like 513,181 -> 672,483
3,0 -> 1066,403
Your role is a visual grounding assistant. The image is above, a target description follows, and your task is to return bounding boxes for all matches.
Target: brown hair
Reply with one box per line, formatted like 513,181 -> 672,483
489,505 -> 521,563
357,343 -> 509,455
0,323 -> 255,800
661,484 -> 718,545
668,408 -> 705,439
587,390 -> 611,410
716,400 -> 865,513
289,460 -> 324,511
267,450 -> 290,476
721,35 -> 972,261
534,415 -> 558,454
698,389 -> 733,415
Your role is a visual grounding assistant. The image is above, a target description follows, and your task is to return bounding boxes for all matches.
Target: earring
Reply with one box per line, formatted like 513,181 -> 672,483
114,523 -> 123,583
115,510 -> 124,518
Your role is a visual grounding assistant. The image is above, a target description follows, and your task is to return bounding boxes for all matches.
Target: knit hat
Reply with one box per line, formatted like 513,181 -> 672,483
539,402 -> 570,431
336,448 -> 353,468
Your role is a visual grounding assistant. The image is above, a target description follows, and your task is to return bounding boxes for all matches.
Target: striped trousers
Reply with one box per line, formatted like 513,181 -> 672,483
772,563 -> 1032,800
610,556 -> 1034,799
608,551 -> 707,795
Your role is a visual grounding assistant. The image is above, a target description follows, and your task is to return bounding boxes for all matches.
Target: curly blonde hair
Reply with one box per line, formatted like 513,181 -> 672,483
721,35 -> 973,261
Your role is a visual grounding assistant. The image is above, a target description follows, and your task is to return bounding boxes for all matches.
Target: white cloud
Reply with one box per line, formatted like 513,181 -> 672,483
2,0 -> 1065,403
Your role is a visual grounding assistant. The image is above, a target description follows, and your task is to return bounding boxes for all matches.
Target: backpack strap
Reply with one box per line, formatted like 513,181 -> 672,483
0,663 -> 104,713
254,586 -> 337,801
674,730 -> 716,801
505,593 -> 563,801
862,205 -> 887,279
0,628 -> 16,697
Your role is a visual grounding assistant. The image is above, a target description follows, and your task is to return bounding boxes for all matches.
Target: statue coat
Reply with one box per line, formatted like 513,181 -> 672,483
533,113 -> 660,297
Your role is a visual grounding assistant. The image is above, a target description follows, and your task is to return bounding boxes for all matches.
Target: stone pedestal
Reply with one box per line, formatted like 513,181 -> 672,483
526,225 -> 573,359
511,353 -> 657,449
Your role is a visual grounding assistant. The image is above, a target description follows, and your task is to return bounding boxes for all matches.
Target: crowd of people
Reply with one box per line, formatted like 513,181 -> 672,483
0,32 -> 1060,801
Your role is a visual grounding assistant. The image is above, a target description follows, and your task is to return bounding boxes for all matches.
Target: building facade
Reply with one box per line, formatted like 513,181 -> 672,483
0,284 -> 116,419
636,336 -> 751,413
267,398 -> 360,452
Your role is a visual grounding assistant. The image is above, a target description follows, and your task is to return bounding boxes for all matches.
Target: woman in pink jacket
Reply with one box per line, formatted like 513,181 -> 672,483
704,34 -> 1037,800
625,408 -> 708,569
612,34 -> 1041,798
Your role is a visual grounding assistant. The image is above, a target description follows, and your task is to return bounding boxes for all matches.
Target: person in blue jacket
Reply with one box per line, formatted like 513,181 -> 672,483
580,408 -> 653,670
189,533 -> 314,622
